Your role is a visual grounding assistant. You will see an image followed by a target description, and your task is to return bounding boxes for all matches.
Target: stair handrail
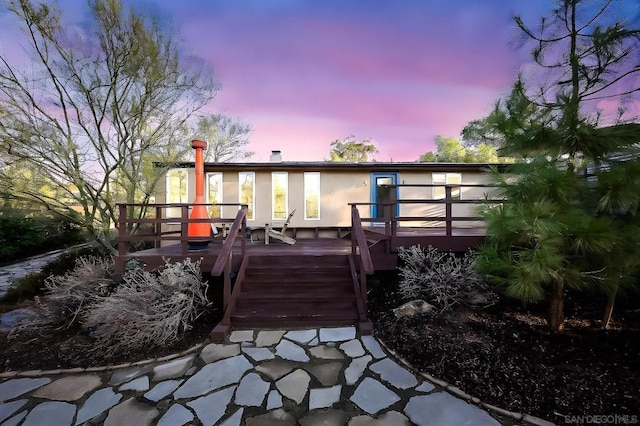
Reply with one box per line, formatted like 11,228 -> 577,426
351,205 -> 374,314
211,206 -> 247,313
211,206 -> 247,276
348,255 -> 368,321
220,254 -> 250,327
351,206 -> 374,274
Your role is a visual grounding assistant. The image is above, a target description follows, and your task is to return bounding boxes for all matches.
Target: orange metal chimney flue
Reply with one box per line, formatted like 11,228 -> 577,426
188,139 -> 211,247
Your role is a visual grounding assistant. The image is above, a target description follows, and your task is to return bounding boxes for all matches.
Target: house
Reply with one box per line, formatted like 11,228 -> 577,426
118,152 -> 503,339
157,150 -> 498,238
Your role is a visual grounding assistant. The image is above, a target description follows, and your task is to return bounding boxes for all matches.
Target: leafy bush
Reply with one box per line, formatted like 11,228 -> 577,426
0,214 -> 86,263
0,216 -> 45,261
84,258 -> 210,355
40,215 -> 85,250
397,245 -> 496,312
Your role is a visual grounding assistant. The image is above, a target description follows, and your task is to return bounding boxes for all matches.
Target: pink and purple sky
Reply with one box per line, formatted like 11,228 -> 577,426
2,0 -> 639,161
171,0 -> 551,162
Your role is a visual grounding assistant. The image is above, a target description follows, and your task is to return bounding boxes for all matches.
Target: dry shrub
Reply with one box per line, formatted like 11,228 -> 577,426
12,257 -> 210,357
38,256 -> 114,326
84,258 -> 210,356
397,245 -> 495,312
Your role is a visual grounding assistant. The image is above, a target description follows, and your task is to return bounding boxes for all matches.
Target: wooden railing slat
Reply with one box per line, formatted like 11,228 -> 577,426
351,207 -> 374,274
211,206 -> 247,276
221,254 -> 250,326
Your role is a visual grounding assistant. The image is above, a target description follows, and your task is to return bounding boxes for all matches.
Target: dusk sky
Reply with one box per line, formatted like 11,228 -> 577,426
1,1 -> 638,162
169,0 -> 552,162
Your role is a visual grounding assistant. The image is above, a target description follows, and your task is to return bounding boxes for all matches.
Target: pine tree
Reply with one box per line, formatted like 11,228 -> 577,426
475,0 -> 640,331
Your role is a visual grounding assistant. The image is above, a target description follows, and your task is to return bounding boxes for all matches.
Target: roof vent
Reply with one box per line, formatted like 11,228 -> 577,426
270,150 -> 282,162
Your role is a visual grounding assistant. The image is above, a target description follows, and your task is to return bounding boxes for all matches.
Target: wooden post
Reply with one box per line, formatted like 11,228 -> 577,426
223,252 -> 232,310
384,203 -> 391,238
445,186 -> 452,237
389,184 -> 398,237
241,216 -> 246,256
115,204 -> 127,275
360,271 -> 368,313
155,206 -> 162,248
350,206 -> 357,256
181,205 -> 189,255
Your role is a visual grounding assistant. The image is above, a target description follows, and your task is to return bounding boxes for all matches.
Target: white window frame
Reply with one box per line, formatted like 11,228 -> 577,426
304,172 -> 321,220
271,172 -> 289,220
166,168 -> 189,218
238,171 -> 255,221
433,172 -> 462,200
206,172 -> 223,218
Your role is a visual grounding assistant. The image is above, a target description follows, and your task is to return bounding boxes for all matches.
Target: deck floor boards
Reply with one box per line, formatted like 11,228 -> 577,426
117,226 -> 486,273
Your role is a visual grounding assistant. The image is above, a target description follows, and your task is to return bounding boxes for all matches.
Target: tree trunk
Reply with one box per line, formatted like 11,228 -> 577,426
602,286 -> 618,330
548,280 -> 565,332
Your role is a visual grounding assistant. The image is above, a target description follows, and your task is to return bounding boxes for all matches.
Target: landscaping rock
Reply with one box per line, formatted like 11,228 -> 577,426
392,299 -> 434,318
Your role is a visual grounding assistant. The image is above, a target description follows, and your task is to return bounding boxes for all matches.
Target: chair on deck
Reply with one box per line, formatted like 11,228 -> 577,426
266,210 -> 296,245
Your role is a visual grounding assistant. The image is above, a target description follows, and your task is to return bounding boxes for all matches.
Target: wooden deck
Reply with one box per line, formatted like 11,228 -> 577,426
117,226 -> 486,273
115,193 -> 492,339
119,238 -> 353,273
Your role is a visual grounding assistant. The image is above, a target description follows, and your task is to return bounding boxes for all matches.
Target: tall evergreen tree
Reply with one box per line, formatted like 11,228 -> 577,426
476,0 -> 640,331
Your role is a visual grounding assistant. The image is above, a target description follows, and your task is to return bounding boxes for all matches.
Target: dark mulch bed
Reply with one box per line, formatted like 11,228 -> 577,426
2,269 -> 639,425
368,271 -> 640,424
0,307 -> 220,372
0,275 -> 224,372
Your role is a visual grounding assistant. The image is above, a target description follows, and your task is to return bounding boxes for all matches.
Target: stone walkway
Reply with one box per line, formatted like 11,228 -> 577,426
0,250 -> 71,299
0,326 -> 534,426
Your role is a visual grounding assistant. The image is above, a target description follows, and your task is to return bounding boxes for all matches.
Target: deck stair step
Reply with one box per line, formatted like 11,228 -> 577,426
363,229 -> 390,240
342,229 -> 390,243
230,254 -> 359,327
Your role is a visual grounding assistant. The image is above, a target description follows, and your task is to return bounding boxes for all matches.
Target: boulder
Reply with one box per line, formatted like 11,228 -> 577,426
393,299 -> 435,318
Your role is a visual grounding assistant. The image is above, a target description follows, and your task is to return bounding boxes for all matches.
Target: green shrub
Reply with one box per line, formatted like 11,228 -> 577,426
40,215 -> 85,250
0,216 -> 45,261
0,214 -> 86,263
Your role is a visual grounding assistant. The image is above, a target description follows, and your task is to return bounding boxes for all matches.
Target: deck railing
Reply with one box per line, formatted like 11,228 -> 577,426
115,203 -> 248,275
350,183 -> 500,238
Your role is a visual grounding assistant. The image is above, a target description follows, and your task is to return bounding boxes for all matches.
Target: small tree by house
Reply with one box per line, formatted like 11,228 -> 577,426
0,0 -> 216,246
328,136 -> 378,162
194,114 -> 254,162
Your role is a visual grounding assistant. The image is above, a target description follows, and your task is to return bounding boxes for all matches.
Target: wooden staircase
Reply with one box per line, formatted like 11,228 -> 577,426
230,254 -> 360,327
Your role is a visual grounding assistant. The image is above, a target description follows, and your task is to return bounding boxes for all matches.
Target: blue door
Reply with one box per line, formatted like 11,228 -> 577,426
370,173 -> 398,220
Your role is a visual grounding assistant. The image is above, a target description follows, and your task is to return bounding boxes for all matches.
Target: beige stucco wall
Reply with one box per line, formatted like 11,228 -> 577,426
397,170 -> 491,227
241,170 -> 370,228
156,166 -> 493,229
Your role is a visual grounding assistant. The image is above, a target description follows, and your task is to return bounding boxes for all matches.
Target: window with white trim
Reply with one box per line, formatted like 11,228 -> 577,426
206,172 -> 223,218
239,172 -> 255,220
304,172 -> 320,220
272,172 -> 288,220
166,168 -> 188,217
433,172 -> 462,200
